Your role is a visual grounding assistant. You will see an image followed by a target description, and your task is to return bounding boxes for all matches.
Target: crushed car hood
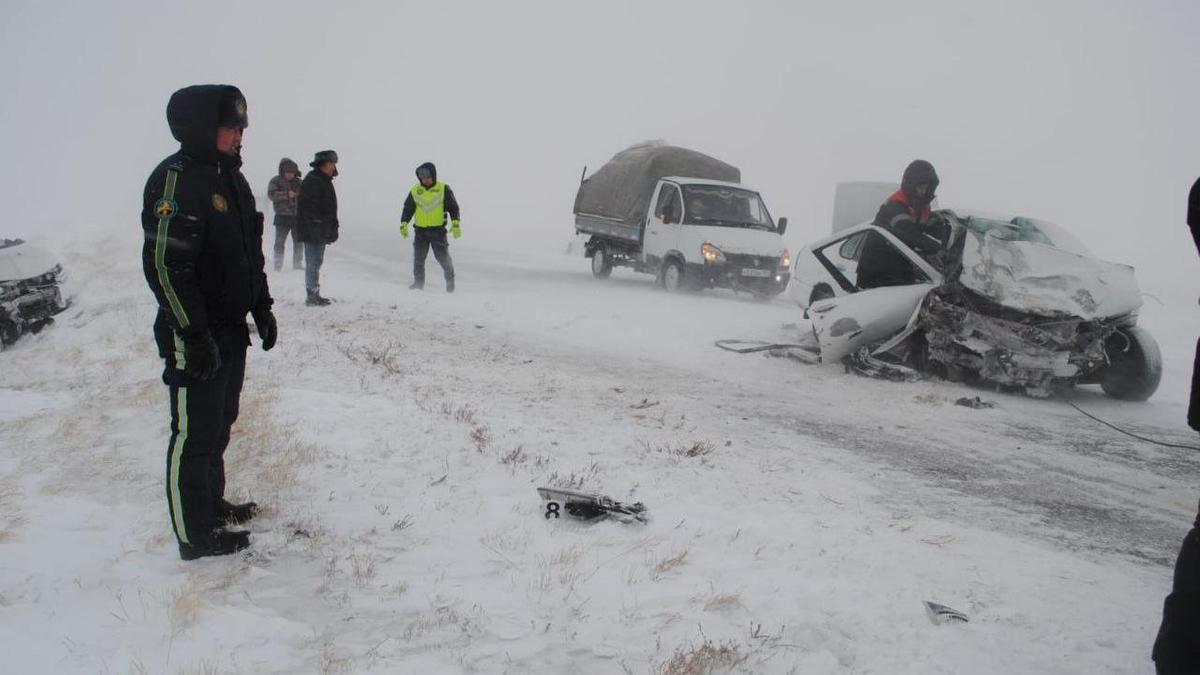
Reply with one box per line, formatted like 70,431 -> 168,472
0,243 -> 60,282
957,230 -> 1141,320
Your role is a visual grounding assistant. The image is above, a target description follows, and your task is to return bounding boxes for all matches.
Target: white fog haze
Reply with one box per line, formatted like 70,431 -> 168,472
3,1 -> 1198,278
3,2 -> 1200,673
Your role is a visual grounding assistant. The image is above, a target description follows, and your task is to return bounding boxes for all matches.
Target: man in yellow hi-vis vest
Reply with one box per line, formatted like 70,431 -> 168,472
400,162 -> 461,292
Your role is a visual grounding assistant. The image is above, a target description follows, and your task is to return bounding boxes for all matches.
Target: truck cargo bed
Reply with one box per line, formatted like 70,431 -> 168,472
574,213 -> 642,246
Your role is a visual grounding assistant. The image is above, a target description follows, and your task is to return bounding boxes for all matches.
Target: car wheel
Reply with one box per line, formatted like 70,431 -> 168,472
661,259 -> 686,293
1100,326 -> 1162,401
590,244 -> 613,279
809,283 -> 835,305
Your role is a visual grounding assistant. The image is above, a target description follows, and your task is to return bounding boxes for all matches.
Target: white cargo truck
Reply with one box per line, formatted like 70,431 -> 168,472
574,142 -> 790,298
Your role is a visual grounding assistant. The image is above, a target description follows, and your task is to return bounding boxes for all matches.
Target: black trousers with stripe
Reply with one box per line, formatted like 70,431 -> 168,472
158,324 -> 248,545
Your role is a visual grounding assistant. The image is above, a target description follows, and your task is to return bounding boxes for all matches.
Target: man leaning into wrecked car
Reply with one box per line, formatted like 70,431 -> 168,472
857,159 -> 949,289
141,85 -> 277,560
1151,175 -> 1200,674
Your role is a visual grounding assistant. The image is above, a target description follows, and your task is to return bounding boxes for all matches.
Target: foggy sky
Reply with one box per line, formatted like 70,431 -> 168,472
2,0 -> 1197,286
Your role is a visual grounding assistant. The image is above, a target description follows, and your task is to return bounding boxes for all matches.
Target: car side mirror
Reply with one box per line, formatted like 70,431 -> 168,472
777,217 -> 788,235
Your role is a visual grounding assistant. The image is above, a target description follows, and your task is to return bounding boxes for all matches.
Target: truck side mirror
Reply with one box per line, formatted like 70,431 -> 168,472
777,217 -> 788,235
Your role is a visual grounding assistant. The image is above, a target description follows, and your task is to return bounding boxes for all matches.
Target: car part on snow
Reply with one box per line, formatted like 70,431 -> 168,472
0,239 -> 69,349
537,486 -> 648,524
924,601 -> 968,625
955,396 -> 996,409
714,339 -> 820,364
844,346 -> 919,382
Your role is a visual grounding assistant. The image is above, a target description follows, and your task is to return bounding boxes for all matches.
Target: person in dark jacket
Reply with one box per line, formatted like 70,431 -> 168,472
1152,176 -> 1200,674
267,157 -> 303,271
295,150 -> 339,306
399,162 -> 461,292
141,84 -> 277,560
856,159 -> 948,289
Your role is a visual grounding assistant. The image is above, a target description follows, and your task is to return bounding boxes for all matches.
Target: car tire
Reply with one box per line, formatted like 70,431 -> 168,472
590,244 -> 613,279
1100,326 -> 1162,401
661,259 -> 686,293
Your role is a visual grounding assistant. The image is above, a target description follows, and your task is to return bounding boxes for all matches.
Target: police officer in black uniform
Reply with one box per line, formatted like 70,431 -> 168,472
1152,176 -> 1200,674
141,84 -> 277,560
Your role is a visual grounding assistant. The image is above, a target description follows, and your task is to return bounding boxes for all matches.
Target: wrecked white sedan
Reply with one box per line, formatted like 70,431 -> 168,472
788,204 -> 1161,400
0,239 -> 69,348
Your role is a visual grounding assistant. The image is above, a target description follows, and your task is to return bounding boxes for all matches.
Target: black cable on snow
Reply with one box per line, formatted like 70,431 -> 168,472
1068,401 -> 1200,451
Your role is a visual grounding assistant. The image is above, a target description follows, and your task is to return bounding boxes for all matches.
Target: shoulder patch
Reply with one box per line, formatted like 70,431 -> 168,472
212,194 -> 228,213
154,197 -> 178,219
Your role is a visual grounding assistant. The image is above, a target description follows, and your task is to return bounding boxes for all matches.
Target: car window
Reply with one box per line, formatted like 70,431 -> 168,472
655,184 -> 682,224
814,231 -> 869,290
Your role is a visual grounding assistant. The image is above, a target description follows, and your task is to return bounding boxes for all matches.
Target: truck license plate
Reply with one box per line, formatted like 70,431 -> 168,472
740,268 -> 771,278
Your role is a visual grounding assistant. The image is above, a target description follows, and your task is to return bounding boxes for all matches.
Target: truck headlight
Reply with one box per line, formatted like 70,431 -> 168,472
780,248 -> 791,269
701,243 -> 725,264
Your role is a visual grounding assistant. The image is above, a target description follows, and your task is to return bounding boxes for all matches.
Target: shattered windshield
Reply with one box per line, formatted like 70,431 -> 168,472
682,185 -> 774,230
958,215 -> 1091,256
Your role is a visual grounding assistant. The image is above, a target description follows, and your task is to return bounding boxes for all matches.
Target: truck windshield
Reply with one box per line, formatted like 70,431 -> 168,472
681,185 -> 774,230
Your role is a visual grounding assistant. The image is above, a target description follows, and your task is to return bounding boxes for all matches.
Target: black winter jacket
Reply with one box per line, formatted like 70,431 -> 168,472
141,84 -> 271,343
295,170 -> 338,244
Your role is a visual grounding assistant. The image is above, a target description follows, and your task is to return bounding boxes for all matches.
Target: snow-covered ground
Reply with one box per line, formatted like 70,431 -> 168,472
2,223 -> 1198,674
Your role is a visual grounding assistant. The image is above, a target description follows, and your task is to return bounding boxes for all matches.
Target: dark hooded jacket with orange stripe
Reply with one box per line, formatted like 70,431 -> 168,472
141,84 -> 272,348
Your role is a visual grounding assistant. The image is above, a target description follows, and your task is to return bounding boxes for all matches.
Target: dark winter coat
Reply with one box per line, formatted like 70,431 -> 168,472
1153,500 -> 1200,670
141,84 -> 272,345
1189,176 -> 1200,257
267,159 -> 301,217
295,170 -> 338,244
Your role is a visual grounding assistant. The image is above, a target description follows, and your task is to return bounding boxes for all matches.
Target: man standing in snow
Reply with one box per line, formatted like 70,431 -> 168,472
295,150 -> 339,306
857,159 -> 948,289
141,84 -> 276,560
399,161 -> 461,292
267,157 -> 303,271
1152,176 -> 1200,674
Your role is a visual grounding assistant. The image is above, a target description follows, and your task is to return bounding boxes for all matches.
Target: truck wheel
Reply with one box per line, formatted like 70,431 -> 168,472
661,260 -> 686,293
590,244 -> 613,279
1100,326 -> 1162,401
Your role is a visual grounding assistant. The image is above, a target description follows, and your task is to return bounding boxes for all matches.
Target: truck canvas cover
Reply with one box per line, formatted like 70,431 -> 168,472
574,142 -> 741,240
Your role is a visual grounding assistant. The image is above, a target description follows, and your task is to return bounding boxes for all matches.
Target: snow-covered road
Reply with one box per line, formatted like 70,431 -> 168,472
1,224 -> 1197,673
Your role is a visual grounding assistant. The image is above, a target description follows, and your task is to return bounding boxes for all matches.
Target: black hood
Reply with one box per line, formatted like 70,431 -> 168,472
278,157 -> 299,176
416,162 -> 437,183
166,84 -> 246,165
900,159 -> 939,207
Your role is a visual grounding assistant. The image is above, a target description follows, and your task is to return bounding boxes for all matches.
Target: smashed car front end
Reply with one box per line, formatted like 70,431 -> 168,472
910,213 -> 1146,397
918,288 -> 1123,397
0,240 -> 69,347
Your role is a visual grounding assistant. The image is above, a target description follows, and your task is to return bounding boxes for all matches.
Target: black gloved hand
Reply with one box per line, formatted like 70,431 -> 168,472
252,307 -> 277,351
182,332 -> 222,380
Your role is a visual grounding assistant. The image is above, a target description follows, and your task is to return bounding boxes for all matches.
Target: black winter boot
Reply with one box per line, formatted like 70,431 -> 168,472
178,529 -> 250,561
306,291 -> 331,306
446,279 -> 455,293
216,499 -> 259,525
408,282 -> 424,290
